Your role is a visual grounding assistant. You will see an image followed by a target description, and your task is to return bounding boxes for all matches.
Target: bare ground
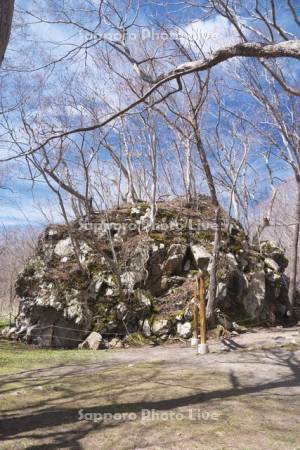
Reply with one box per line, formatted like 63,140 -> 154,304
0,327 -> 300,450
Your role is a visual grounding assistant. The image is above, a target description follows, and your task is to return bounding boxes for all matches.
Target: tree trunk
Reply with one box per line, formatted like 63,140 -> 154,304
0,0 -> 14,65
206,207 -> 221,327
149,130 -> 157,228
288,175 -> 300,311
185,139 -> 192,203
191,117 -> 221,326
192,119 -> 218,207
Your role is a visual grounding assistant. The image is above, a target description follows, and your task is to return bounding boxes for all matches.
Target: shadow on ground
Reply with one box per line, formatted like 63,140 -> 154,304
0,347 -> 300,449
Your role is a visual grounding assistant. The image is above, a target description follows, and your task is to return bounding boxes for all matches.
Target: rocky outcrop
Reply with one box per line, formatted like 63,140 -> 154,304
7,196 -> 292,348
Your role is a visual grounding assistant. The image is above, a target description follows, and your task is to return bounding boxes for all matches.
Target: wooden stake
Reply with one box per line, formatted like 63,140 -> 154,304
49,324 -> 54,348
193,276 -> 199,340
199,270 -> 206,345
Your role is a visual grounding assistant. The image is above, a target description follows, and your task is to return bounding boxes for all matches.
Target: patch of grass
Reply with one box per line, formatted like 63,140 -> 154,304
0,340 -> 107,375
0,317 -> 10,332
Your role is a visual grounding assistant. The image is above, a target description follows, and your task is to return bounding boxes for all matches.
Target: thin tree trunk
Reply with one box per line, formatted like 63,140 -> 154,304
185,139 -> 192,203
0,0 -> 14,65
192,119 -> 218,207
288,175 -> 300,311
149,129 -> 157,228
206,207 -> 221,327
191,117 -> 221,326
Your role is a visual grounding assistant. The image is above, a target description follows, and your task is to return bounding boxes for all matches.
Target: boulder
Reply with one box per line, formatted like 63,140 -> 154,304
163,244 -> 187,275
140,319 -> 151,337
190,244 -> 211,269
137,291 -> 152,309
12,196 -> 292,348
184,304 -> 194,321
116,302 -> 127,320
108,337 -> 123,349
225,252 -> 238,268
216,311 -> 233,331
217,269 -> 247,316
152,318 -> 172,336
1,326 -> 11,337
243,271 -> 266,319
78,332 -> 103,350
264,257 -> 279,272
217,282 -> 227,300
177,322 -> 192,339
54,237 -> 74,257
260,241 -> 288,271
121,271 -> 142,292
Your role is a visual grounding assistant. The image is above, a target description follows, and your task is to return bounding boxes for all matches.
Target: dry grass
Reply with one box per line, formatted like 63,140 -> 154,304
0,341 -> 300,449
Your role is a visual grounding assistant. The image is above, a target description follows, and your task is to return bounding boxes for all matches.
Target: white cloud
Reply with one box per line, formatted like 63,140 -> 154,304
181,16 -> 240,55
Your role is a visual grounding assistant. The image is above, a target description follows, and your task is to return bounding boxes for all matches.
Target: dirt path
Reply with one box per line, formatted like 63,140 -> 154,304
0,327 -> 300,450
2,326 -> 299,382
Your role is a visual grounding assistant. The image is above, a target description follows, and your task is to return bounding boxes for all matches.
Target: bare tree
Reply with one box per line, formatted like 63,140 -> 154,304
1,0 -> 300,323
0,225 -> 37,314
230,59 -> 299,311
0,0 -> 14,65
1,0 -> 299,163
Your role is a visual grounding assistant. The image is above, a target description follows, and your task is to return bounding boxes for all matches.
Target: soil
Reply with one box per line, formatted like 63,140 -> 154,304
0,327 -> 300,450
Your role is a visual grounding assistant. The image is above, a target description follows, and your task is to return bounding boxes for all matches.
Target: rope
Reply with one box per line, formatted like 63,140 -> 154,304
14,324 -> 127,346
51,325 -> 125,336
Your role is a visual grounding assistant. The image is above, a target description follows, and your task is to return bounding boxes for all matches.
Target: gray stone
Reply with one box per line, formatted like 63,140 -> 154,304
163,244 -> 187,276
152,318 -> 171,336
133,291 -> 152,320
140,319 -> 151,337
54,237 -> 74,257
184,302 -> 194,321
131,206 -> 141,216
191,244 -> 211,269
177,322 -> 192,339
78,332 -> 103,350
121,271 -> 142,292
217,282 -> 227,300
225,253 -> 238,268
260,241 -> 288,270
160,334 -> 169,341
1,326 -> 10,337
116,302 -> 127,320
243,271 -> 266,319
109,337 -> 123,348
216,313 -> 233,331
183,259 -> 191,271
138,292 -> 152,309
264,257 -> 279,272
232,322 -> 247,333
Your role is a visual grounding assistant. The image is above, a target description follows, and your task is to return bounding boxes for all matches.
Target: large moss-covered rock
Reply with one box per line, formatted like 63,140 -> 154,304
10,196 -> 291,347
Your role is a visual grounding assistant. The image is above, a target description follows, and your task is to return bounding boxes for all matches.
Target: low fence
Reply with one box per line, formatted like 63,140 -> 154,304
30,324 -> 127,348
0,313 -> 16,327
2,322 -> 129,349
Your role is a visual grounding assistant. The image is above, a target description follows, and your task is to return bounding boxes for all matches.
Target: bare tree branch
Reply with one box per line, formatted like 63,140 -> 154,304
2,39 -> 299,163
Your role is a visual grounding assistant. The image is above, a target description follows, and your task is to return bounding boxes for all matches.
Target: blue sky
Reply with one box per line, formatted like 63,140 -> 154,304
1,0 -> 299,228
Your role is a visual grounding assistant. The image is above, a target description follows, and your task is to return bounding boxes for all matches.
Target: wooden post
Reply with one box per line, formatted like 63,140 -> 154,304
49,324 -> 54,348
198,270 -> 209,354
191,276 -> 199,346
199,270 -> 206,344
